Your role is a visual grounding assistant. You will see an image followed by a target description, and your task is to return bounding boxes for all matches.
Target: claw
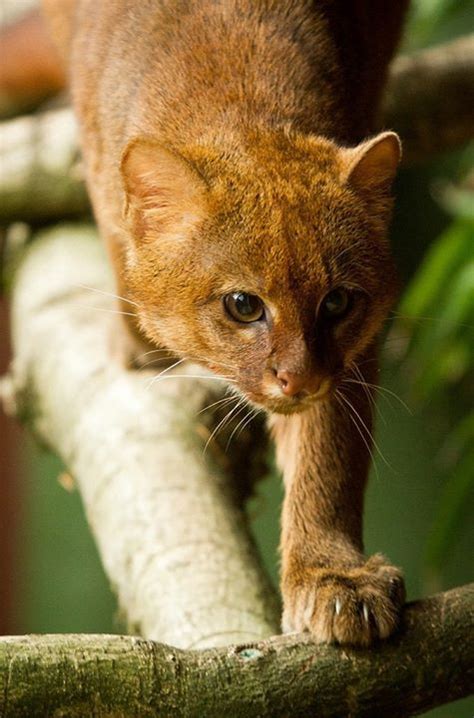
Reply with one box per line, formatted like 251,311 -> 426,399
389,576 -> 404,602
362,602 -> 370,623
335,597 -> 342,616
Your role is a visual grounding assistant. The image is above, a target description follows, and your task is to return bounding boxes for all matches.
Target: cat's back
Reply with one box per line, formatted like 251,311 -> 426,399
42,0 -> 409,232
70,0 -> 353,171
45,0 -> 409,149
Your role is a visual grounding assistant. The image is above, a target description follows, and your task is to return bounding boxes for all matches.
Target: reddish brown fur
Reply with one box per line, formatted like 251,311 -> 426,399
42,0 -> 409,645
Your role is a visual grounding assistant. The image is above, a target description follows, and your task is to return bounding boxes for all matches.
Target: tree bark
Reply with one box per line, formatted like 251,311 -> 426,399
1,223 -> 279,648
1,584 -> 472,718
0,107 -> 89,224
383,34 -> 474,163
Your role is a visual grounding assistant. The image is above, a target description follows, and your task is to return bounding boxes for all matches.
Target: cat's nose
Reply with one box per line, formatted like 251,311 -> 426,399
276,369 -> 309,398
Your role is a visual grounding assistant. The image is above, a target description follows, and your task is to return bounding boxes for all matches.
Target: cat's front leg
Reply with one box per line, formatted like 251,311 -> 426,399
272,377 -> 405,646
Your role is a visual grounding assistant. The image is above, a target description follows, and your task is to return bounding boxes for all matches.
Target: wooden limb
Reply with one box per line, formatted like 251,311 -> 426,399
0,223 -> 279,648
1,584 -> 473,717
0,108 -> 89,224
383,34 -> 474,163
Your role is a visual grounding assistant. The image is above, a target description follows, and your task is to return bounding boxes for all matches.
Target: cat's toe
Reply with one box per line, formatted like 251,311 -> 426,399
282,557 -> 405,646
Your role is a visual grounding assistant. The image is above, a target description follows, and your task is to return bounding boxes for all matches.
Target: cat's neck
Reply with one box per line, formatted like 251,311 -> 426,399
120,0 -> 408,155
125,2 -> 357,149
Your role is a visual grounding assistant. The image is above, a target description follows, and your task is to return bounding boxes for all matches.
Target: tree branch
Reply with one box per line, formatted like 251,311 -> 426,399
1,223 -> 279,648
0,107 -> 89,224
383,34 -> 474,163
1,584 -> 473,717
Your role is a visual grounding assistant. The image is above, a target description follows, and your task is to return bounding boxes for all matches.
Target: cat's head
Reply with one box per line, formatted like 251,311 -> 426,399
121,128 -> 400,414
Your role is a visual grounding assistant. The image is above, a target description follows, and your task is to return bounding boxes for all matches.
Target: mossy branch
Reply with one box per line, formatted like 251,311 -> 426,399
1,584 -> 473,718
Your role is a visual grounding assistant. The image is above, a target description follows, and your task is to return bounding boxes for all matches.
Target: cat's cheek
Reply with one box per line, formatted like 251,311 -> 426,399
230,368 -> 269,406
135,316 -> 170,352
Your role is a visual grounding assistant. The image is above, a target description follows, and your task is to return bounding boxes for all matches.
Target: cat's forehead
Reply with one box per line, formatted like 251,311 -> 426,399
185,131 -> 383,302
208,172 -> 366,292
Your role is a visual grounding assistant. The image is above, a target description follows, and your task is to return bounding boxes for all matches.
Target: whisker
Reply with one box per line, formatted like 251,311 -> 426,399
197,394 -> 239,415
225,408 -> 254,450
349,363 -> 379,414
348,388 -> 393,473
343,378 -> 412,415
347,362 -> 386,425
129,349 -> 237,375
73,304 -> 137,318
146,358 -> 187,389
148,374 -> 238,385
353,356 -> 379,369
336,388 -> 395,477
342,378 -> 386,425
134,348 -> 176,361
239,406 -> 263,439
226,406 -> 262,450
203,397 -> 247,455
75,284 -> 139,307
337,389 -> 377,455
130,347 -> 238,377
343,373 -> 385,427
390,310 -> 474,331
335,389 -> 380,481
139,356 -> 179,369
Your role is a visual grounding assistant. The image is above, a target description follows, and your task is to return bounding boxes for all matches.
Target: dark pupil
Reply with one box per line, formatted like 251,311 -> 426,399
235,293 -> 257,316
324,289 -> 348,315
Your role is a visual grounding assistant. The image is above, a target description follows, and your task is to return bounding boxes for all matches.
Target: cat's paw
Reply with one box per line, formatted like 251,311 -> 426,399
281,554 -> 405,647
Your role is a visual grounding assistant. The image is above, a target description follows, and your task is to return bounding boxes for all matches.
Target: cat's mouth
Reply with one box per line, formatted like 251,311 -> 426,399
204,363 -> 332,414
251,378 -> 333,415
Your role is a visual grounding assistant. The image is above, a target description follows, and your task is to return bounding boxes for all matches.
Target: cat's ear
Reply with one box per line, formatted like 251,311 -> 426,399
120,138 -> 207,241
340,132 -> 401,195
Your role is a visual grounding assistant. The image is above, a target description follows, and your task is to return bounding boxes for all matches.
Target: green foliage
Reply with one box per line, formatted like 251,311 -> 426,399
394,155 -> 474,577
398,206 -> 473,398
398,0 -> 474,601
404,0 -> 474,50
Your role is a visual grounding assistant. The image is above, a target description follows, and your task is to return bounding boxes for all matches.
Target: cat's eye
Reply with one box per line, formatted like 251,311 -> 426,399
321,288 -> 351,319
223,292 -> 265,323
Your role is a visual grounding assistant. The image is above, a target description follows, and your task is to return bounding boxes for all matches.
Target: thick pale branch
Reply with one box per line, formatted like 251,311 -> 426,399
1,223 -> 279,648
1,585 -> 473,717
383,34 -> 474,163
0,107 -> 89,223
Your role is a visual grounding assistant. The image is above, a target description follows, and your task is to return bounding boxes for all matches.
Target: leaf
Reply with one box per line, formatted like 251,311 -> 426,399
398,221 -> 472,320
424,443 -> 474,571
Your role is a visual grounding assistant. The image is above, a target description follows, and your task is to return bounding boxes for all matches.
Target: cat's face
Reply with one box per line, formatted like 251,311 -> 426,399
122,130 -> 399,414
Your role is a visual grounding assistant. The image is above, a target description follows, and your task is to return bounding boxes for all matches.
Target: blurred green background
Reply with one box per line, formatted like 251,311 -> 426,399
8,1 -> 474,716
